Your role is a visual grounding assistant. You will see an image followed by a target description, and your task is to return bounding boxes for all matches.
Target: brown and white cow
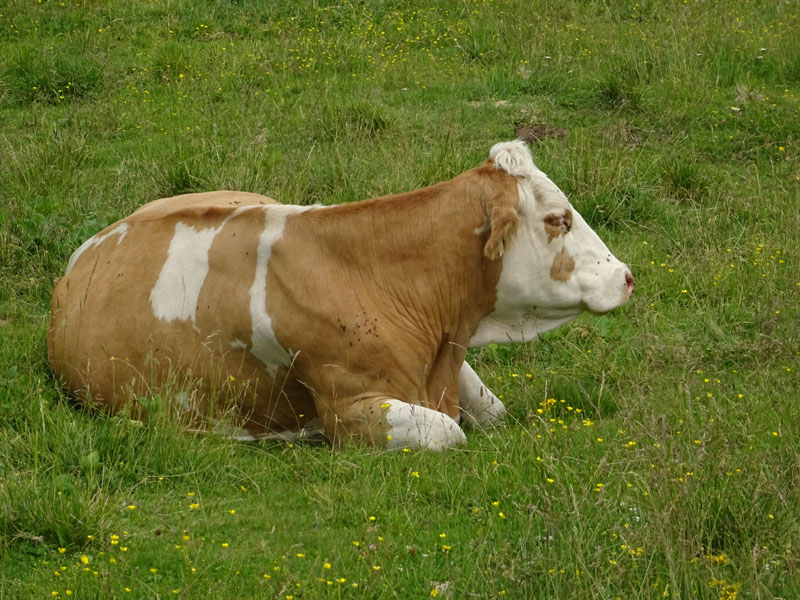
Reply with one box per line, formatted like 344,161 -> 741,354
48,141 -> 633,450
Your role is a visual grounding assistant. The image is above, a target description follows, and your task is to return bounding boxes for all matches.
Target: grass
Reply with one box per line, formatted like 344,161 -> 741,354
1,0 -> 798,598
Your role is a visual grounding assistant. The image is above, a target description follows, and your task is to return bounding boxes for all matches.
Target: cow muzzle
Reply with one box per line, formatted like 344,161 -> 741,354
624,270 -> 635,297
580,263 -> 634,315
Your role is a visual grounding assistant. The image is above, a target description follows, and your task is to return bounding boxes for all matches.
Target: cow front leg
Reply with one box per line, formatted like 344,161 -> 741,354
458,362 -> 506,427
382,399 -> 467,450
319,396 -> 466,451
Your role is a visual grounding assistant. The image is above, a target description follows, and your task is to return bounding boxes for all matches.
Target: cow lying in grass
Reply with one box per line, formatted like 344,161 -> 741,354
48,141 -> 634,449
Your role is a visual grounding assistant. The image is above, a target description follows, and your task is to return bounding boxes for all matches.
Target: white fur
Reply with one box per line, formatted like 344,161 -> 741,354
489,140 -> 541,180
458,362 -> 506,426
469,312 -> 576,346
65,223 -> 129,274
149,206 -> 260,323
383,399 -> 466,450
149,221 -> 223,324
471,143 -> 632,346
248,204 -> 315,374
149,204 -> 283,327
144,203 -> 311,370
570,206 -> 634,314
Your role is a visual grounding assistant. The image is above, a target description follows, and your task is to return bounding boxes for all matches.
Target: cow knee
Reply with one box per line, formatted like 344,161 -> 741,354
382,400 -> 466,451
461,393 -> 506,427
458,362 -> 507,427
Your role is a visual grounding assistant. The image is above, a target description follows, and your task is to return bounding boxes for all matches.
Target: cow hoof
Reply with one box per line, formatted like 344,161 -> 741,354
382,400 -> 467,451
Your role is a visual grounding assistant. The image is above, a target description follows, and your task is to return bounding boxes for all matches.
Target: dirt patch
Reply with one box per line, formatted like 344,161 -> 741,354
515,124 -> 568,143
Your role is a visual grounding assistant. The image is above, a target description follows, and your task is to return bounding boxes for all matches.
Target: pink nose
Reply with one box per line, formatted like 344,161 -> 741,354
625,271 -> 635,293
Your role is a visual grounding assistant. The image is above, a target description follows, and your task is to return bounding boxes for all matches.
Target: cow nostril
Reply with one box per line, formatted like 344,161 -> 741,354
625,272 -> 635,292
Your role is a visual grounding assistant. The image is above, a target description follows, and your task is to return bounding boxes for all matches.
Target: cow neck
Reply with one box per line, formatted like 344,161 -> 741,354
293,169 -> 504,352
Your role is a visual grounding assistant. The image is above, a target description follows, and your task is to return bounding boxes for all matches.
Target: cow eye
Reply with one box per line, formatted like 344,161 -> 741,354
544,214 -> 571,231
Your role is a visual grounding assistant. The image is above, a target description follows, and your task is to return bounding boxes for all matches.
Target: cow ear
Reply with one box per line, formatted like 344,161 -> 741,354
484,195 -> 519,260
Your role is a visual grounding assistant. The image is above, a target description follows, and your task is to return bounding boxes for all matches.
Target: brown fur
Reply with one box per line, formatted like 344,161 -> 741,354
544,209 -> 572,243
549,247 -> 575,282
48,165 -> 521,445
481,162 -> 520,259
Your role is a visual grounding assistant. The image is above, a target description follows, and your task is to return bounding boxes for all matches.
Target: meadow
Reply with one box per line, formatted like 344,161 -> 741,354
1,0 -> 798,597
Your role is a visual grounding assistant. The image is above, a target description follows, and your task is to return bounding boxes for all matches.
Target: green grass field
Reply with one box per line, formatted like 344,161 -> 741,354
1,0 -> 799,598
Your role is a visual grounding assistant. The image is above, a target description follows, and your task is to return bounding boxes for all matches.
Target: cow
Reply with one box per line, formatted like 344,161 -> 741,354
47,141 -> 634,450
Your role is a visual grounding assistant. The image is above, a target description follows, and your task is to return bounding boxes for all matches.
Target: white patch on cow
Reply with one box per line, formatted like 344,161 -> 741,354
570,206 -> 634,314
472,177 -> 579,347
149,207 -> 261,325
490,140 -> 541,180
230,339 -> 248,350
471,142 -> 632,345
469,313 -> 576,346
150,222 -> 223,325
65,223 -> 129,274
473,221 -> 490,236
248,204 -> 316,374
458,362 -> 506,427
383,399 -> 466,451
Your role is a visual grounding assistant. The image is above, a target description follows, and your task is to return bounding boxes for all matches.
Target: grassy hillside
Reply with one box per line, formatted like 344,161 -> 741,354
1,0 -> 798,598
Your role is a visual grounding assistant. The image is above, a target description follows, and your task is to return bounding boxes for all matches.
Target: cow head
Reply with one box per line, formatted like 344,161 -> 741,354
470,141 -> 634,346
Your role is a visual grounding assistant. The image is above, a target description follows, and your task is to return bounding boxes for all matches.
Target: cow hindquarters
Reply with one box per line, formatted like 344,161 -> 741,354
317,396 -> 466,451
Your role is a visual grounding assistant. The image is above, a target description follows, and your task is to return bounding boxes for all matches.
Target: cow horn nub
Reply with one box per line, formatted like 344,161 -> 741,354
489,140 -> 539,180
